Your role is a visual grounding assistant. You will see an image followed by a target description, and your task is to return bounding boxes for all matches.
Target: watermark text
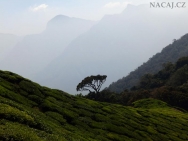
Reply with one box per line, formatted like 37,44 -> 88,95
150,2 -> 186,9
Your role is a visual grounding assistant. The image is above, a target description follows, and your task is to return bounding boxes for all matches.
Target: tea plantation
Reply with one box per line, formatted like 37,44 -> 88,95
0,70 -> 188,141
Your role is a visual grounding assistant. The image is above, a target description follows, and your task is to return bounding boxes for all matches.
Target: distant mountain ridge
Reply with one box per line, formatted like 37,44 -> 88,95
1,15 -> 96,78
34,4 -> 188,94
108,33 -> 188,93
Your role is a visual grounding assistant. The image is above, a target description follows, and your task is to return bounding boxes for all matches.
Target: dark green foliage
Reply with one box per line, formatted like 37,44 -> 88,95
108,33 -> 188,93
86,56 -> 188,111
0,70 -> 188,140
45,112 -> 66,125
167,64 -> 188,86
132,98 -> 168,109
176,56 -> 188,69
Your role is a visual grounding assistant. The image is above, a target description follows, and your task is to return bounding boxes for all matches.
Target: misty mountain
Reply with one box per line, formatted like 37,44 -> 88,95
34,4 -> 188,94
1,15 -> 95,77
0,33 -> 21,61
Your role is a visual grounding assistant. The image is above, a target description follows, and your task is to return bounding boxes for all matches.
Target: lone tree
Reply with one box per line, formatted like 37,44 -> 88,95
76,75 -> 107,94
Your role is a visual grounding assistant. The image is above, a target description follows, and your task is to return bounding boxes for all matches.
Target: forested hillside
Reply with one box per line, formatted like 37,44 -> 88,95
0,70 -> 188,140
88,56 -> 188,111
108,33 -> 188,93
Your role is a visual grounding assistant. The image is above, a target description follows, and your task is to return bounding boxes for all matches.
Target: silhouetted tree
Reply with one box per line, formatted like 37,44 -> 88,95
76,75 -> 107,94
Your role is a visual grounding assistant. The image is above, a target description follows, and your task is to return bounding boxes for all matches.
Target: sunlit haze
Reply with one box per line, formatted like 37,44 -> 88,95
0,0 -> 153,35
1,0 -> 188,94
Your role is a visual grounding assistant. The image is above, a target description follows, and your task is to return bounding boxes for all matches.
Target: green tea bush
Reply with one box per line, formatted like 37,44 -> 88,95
28,95 -> 43,104
45,111 -> 66,125
0,103 -> 36,126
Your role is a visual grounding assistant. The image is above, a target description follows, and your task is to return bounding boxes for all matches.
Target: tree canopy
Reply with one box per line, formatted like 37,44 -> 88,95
76,75 -> 107,93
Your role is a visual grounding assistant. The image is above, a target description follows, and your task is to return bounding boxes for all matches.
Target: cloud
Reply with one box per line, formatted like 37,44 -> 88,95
104,2 -> 131,9
30,4 -> 48,12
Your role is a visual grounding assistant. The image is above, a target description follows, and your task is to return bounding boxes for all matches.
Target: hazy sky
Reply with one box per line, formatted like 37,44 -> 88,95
0,0 -> 154,35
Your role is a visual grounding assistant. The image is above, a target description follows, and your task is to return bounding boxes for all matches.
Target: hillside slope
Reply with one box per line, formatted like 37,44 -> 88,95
90,56 -> 188,112
108,33 -> 188,93
0,70 -> 188,140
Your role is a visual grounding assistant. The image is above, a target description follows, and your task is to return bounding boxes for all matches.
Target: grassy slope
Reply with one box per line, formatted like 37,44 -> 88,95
0,70 -> 188,141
